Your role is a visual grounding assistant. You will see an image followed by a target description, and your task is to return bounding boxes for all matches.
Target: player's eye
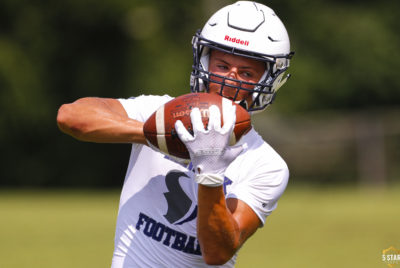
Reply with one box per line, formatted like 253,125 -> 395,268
241,71 -> 253,78
216,64 -> 229,71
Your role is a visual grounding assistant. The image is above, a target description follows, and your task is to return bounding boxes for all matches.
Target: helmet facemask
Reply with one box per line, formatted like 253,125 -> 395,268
190,31 -> 294,113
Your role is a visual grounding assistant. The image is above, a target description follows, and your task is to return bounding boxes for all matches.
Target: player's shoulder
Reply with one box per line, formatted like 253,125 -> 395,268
225,128 -> 289,203
231,128 -> 289,178
242,128 -> 287,166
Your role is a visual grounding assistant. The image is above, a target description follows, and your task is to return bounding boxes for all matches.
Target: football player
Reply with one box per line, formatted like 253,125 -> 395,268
57,1 -> 294,267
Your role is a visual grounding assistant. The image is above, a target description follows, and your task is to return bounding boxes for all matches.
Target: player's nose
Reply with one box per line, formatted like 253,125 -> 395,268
227,68 -> 238,79
225,68 -> 239,85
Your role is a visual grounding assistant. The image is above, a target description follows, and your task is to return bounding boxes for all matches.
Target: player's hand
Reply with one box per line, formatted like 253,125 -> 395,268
175,105 -> 244,187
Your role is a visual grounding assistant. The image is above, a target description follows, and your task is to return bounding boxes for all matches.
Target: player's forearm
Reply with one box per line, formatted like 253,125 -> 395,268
57,97 -> 147,144
197,185 -> 241,265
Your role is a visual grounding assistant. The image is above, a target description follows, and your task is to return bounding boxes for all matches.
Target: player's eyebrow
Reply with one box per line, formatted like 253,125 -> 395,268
214,57 -> 254,70
214,57 -> 230,65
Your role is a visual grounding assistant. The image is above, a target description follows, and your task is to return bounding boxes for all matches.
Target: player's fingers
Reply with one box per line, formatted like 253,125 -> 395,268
190,108 -> 205,133
221,104 -> 236,134
175,120 -> 194,142
208,105 -> 221,131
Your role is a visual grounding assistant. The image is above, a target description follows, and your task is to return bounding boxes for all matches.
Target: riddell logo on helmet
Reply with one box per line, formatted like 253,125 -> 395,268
224,35 -> 249,46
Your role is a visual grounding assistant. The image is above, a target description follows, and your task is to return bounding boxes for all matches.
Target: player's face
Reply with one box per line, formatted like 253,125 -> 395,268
208,49 -> 265,105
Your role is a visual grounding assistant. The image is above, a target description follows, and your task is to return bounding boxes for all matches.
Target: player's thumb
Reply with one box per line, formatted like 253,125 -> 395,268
175,120 -> 194,142
225,143 -> 246,161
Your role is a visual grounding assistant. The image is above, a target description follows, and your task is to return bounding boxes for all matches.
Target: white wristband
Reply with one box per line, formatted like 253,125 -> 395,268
195,173 -> 224,187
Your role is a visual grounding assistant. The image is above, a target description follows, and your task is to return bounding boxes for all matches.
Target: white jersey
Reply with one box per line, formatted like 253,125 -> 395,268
111,95 -> 289,268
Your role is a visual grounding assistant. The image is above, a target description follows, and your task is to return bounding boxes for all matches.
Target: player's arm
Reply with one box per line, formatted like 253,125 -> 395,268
197,186 -> 261,265
175,104 -> 258,264
57,97 -> 146,144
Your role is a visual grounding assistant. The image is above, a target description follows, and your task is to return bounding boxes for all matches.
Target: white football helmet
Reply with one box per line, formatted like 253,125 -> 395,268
190,1 -> 294,112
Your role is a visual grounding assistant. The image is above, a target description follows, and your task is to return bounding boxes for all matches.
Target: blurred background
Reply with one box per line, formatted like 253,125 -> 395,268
1,0 -> 399,267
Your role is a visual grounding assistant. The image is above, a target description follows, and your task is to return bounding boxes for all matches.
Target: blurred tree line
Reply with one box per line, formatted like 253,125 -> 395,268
1,0 -> 399,187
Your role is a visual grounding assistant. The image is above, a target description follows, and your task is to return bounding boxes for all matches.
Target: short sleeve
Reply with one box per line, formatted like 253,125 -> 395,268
226,161 -> 289,226
118,94 -> 173,122
224,130 -> 289,226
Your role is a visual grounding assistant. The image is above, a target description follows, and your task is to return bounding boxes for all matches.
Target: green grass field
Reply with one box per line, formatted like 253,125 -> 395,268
1,186 -> 399,268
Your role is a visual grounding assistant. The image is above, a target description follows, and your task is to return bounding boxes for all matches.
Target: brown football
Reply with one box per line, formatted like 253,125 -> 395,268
143,93 -> 251,160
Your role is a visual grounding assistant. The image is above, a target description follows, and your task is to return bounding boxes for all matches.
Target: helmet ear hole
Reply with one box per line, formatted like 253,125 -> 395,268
274,58 -> 289,73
